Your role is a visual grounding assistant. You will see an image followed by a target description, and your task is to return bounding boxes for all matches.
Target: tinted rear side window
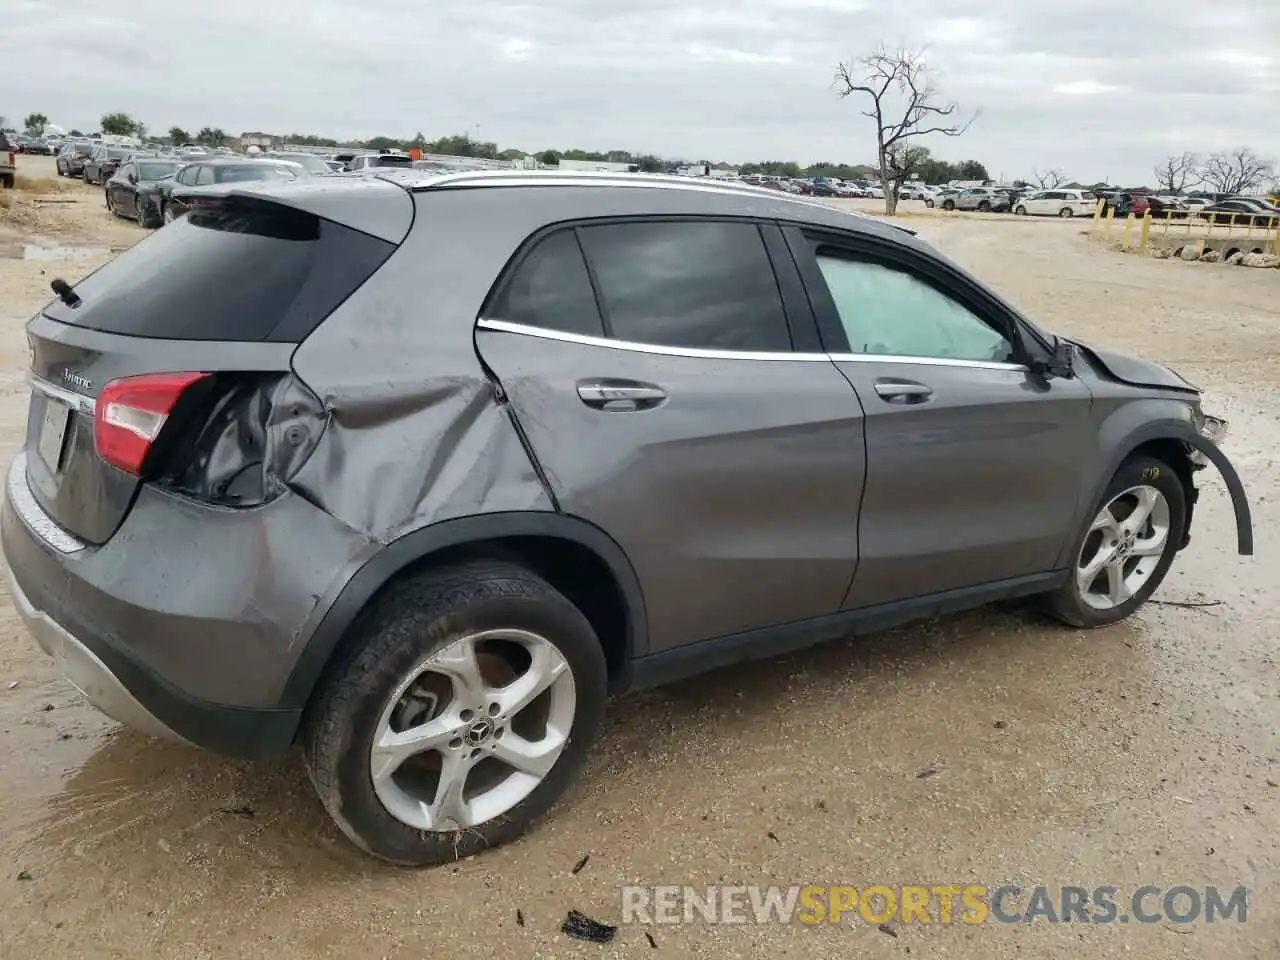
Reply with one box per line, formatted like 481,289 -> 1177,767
577,221 -> 792,352
42,196 -> 396,342
488,230 -> 604,337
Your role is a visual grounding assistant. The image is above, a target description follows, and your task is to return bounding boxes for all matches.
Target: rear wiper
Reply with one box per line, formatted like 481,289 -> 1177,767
50,277 -> 81,308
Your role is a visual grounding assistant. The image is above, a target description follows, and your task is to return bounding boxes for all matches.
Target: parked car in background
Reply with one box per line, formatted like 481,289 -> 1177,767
56,140 -> 97,177
0,131 -> 15,188
1181,196 -> 1211,211
22,138 -> 55,156
1143,196 -> 1190,220
1014,189 -> 1098,218
945,188 -> 1012,213
349,153 -> 415,171
809,179 -> 840,197
105,158 -> 182,227
265,152 -> 334,176
925,188 -> 959,208
83,146 -> 134,185
1201,200 -> 1279,226
3,170 -> 1250,866
157,159 -> 300,223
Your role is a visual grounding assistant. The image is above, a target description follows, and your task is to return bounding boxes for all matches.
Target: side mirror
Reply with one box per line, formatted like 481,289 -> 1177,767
128,172 -> 137,184
1032,338 -> 1076,379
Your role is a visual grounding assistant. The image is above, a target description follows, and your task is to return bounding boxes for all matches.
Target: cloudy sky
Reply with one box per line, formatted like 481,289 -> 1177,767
4,0 -> 1277,183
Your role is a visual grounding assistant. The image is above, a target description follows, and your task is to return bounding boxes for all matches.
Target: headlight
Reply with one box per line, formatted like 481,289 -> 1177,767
1197,412 -> 1229,445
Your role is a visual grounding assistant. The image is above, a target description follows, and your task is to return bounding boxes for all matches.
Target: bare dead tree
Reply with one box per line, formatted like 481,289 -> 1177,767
1201,148 -> 1274,196
1031,168 -> 1066,189
1153,152 -> 1200,195
835,46 -> 979,215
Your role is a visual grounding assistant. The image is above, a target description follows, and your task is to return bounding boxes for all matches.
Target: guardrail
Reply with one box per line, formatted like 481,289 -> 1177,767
1089,200 -> 1280,256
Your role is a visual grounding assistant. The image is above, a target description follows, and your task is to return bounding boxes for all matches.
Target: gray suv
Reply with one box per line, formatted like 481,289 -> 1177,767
2,171 -> 1252,865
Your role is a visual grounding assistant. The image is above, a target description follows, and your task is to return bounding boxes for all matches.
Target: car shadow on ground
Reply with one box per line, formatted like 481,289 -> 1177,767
33,599 -> 1138,879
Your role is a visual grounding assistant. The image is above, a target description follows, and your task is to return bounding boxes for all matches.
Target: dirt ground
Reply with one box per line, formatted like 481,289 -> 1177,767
0,155 -> 1276,959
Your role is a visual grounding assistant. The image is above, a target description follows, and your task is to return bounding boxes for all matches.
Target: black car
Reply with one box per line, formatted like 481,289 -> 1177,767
56,140 -> 97,177
1201,200 -> 1279,226
105,158 -> 183,227
22,137 -> 54,156
83,146 -> 134,185
1144,197 -> 1189,220
809,179 -> 840,197
157,159 -> 300,223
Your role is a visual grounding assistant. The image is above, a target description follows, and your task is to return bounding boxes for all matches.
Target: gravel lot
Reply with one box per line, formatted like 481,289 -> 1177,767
1,156 -> 1276,959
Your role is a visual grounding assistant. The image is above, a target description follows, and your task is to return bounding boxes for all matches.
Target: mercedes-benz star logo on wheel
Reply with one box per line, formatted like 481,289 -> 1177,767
466,718 -> 495,745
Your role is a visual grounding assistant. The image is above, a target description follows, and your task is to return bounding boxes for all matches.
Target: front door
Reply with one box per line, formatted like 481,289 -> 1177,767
785,226 -> 1094,610
476,218 -> 867,651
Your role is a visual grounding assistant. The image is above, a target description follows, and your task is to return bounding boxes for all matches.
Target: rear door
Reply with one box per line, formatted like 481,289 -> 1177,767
476,218 -> 867,652
785,226 -> 1093,609
23,194 -> 400,544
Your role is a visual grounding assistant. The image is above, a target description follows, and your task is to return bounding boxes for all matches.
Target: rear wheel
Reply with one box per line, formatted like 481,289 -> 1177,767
1059,207 -> 1074,218
1042,456 -> 1185,628
303,560 -> 608,865
978,200 -> 991,212
942,199 -> 955,211
1015,205 -> 1027,215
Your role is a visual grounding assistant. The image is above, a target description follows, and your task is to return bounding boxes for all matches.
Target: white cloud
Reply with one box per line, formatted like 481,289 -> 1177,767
1052,80 -> 1123,96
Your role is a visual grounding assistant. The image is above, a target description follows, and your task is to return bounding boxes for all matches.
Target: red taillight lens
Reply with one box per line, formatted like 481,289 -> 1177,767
94,372 -> 207,475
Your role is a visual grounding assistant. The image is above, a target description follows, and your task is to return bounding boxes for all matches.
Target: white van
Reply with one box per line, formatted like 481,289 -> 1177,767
1014,189 -> 1098,218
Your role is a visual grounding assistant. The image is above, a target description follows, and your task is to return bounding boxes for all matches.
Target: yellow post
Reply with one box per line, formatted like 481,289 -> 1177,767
1138,210 -> 1152,251
1104,206 -> 1115,241
1121,212 -> 1135,249
1091,199 -> 1104,236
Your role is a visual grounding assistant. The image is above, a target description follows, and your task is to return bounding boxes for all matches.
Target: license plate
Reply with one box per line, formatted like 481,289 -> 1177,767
36,400 -> 71,473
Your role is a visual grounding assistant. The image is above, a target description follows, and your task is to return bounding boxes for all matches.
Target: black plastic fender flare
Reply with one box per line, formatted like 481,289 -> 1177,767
1084,422 -> 1253,557
279,511 -> 649,709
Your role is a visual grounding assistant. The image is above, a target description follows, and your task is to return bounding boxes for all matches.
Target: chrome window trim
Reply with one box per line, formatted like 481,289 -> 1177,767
28,374 -> 95,416
477,319 -> 1029,371
477,318 -> 829,362
6,452 -> 86,554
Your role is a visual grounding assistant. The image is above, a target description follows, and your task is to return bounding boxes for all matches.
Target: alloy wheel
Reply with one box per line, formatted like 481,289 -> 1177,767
370,628 -> 576,832
1076,484 -> 1171,610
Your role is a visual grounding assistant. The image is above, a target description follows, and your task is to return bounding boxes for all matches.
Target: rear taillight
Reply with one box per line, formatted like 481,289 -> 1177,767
94,372 -> 207,475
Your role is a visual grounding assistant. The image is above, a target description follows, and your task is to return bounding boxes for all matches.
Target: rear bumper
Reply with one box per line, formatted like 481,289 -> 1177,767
1,452 -> 371,757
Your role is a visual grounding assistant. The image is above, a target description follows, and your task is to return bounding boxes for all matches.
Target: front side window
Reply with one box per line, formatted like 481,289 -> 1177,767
194,166 -> 215,185
815,254 -> 1013,363
488,230 -> 604,337
576,220 -> 792,352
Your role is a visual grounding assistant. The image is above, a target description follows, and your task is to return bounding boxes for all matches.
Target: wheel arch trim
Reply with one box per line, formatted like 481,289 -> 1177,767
1080,419 -> 1252,559
280,511 -> 649,709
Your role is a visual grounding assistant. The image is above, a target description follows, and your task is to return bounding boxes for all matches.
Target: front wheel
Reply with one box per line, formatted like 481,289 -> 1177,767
978,200 -> 991,212
942,199 -> 955,211
1015,205 -> 1027,216
925,199 -> 934,208
1042,456 -> 1186,628
303,560 -> 608,865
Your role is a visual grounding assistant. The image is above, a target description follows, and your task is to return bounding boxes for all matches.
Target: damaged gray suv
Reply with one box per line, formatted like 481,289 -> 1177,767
3,171 -> 1253,865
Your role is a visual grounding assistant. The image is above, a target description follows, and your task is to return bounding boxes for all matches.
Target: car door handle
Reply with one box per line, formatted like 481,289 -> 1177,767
577,380 -> 667,411
873,379 -> 933,403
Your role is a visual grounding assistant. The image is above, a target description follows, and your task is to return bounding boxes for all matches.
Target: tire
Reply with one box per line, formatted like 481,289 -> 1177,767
1059,207 -> 1074,218
925,200 -> 934,208
303,560 -> 608,866
1015,205 -> 1027,216
136,198 -> 157,228
978,200 -> 991,213
1041,455 -> 1186,628
0,173 -> 13,190
942,199 -> 955,211
162,204 -> 177,224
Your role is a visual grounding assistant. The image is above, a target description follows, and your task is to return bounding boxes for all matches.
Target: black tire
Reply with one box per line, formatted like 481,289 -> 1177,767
978,200 -> 991,212
1059,207 -> 1074,218
0,173 -> 13,190
162,203 -> 177,224
1041,455 -> 1186,628
925,199 -> 934,208
1015,205 -> 1027,215
136,198 -> 157,228
303,560 -> 608,866
942,199 -> 955,211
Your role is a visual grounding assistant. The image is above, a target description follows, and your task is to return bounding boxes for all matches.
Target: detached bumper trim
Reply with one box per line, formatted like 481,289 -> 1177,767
7,563 -> 190,744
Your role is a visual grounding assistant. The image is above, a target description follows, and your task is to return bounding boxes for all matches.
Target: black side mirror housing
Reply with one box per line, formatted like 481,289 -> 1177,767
1031,338 -> 1076,379
128,172 -> 137,184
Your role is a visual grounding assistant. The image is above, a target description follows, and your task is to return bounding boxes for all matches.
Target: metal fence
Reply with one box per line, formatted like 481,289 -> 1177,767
1089,201 -> 1280,256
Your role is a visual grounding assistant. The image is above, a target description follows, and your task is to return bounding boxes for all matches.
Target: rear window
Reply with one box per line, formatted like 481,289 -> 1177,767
42,196 -> 396,342
219,164 -> 295,183
374,155 -> 413,168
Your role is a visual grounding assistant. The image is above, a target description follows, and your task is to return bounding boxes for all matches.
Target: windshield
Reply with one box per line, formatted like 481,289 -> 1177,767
273,154 -> 330,174
138,162 -> 179,180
